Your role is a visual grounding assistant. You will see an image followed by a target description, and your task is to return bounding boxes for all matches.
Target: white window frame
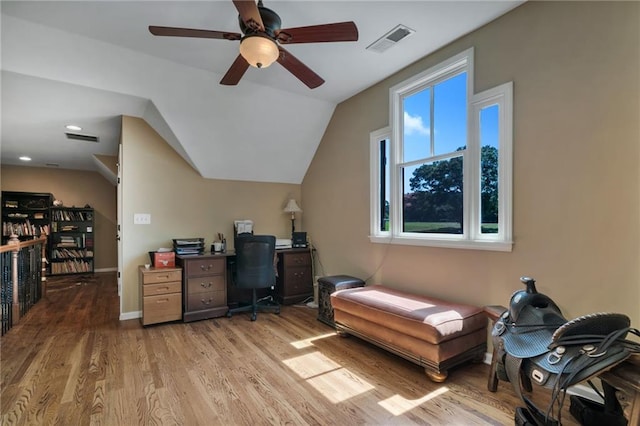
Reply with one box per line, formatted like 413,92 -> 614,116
369,48 -> 513,251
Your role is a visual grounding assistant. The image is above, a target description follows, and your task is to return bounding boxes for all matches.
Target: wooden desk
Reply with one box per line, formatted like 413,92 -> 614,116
599,354 -> 640,425
178,249 -> 313,321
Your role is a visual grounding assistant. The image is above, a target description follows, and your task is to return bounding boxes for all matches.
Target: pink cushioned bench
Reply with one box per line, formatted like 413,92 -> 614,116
331,285 -> 487,382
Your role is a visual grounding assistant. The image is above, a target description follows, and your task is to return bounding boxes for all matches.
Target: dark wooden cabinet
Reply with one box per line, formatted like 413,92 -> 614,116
276,249 -> 313,305
177,254 -> 229,322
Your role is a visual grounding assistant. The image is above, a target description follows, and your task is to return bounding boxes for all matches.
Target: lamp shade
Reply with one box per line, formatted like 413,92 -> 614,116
283,199 -> 302,213
239,34 -> 279,69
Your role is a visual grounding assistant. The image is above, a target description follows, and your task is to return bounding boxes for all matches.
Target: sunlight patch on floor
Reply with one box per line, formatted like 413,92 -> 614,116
289,332 -> 336,349
378,386 -> 450,416
283,351 -> 375,403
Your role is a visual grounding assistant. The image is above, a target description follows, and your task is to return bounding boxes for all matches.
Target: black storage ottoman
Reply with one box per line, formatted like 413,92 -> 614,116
317,275 -> 365,327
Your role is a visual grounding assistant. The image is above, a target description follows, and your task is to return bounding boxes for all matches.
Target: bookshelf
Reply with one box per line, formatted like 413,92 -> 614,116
1,191 -> 53,243
49,207 -> 94,275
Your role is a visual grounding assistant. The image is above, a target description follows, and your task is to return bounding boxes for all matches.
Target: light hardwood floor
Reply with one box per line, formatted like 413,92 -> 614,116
1,272 -> 579,425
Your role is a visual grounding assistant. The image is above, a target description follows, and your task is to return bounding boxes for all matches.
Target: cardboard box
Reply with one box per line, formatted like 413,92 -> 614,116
149,251 -> 175,268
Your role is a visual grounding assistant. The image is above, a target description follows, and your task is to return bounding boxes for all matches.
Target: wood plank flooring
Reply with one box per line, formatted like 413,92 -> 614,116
1,272 -> 580,425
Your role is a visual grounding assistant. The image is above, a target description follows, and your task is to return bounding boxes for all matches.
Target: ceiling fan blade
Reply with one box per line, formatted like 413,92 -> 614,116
149,26 -> 241,41
220,55 -> 250,86
276,22 -> 358,44
232,0 -> 264,32
277,46 -> 324,89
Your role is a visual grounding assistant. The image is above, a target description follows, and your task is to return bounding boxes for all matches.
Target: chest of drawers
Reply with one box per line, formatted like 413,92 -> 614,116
139,266 -> 182,326
276,249 -> 313,305
177,254 -> 228,322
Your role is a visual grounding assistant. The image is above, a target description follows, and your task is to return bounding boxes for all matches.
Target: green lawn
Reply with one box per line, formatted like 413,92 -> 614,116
402,222 -> 498,234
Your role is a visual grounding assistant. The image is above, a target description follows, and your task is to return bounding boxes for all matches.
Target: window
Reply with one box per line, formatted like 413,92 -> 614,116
370,48 -> 513,251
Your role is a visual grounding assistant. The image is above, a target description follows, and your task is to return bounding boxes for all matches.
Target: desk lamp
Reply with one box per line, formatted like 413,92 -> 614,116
283,199 -> 302,237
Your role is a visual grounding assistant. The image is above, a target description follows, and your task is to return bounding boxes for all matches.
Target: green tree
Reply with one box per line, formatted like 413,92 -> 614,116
480,145 -> 498,224
406,146 -> 498,231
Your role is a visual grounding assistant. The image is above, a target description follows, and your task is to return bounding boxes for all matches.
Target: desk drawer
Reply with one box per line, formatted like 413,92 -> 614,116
283,252 -> 311,267
143,293 -> 182,325
187,290 -> 226,312
143,281 -> 181,297
143,270 -> 182,284
187,275 -> 225,294
186,258 -> 225,277
283,267 -> 313,296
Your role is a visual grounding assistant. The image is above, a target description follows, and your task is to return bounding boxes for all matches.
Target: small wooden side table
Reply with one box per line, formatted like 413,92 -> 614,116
317,275 -> 365,327
484,305 -> 507,392
599,354 -> 640,425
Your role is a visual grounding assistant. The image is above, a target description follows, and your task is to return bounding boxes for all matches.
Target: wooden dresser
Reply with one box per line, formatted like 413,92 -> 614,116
176,254 -> 229,322
276,248 -> 313,305
139,266 -> 182,326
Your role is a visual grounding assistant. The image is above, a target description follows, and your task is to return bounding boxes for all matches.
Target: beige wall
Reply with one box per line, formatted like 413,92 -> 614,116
1,165 -> 117,271
120,116 -> 301,315
303,1 -> 640,326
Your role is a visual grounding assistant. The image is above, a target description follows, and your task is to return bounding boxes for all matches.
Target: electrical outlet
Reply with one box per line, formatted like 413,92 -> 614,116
134,213 -> 151,225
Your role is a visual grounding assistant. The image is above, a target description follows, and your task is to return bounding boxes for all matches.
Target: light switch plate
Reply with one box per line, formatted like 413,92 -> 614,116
134,213 -> 151,225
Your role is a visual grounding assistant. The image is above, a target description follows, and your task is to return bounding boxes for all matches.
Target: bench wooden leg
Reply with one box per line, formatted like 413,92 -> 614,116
425,369 -> 448,383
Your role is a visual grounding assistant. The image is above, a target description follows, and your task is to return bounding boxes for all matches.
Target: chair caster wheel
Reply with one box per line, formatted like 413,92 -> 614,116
226,311 -> 232,318
251,313 -> 257,321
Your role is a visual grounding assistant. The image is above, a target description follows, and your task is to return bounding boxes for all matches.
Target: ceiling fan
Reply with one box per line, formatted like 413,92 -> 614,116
149,0 -> 359,89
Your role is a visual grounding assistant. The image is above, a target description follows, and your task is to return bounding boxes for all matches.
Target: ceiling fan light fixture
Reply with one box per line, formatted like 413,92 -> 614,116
239,34 -> 279,69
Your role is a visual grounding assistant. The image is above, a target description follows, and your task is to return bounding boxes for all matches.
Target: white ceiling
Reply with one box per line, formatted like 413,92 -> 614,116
1,0 -> 523,184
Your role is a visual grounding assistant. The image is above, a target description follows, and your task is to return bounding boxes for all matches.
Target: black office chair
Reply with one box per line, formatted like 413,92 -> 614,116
226,235 -> 280,321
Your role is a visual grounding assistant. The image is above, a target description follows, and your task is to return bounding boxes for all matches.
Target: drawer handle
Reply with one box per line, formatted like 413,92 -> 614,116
294,272 -> 306,278
200,264 -> 213,271
200,282 -> 212,289
156,298 -> 169,303
200,298 -> 213,305
157,275 -> 169,280
157,286 -> 169,291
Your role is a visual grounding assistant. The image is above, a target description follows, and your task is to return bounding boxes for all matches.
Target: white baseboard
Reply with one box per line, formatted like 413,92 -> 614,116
95,267 -> 117,273
120,310 -> 141,321
483,351 -> 602,403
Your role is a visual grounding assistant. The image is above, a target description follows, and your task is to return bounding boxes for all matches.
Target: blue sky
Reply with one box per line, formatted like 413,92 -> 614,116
400,71 -> 499,193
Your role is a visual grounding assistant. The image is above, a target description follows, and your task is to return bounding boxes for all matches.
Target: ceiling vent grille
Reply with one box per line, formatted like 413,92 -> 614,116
65,132 -> 99,143
366,24 -> 415,53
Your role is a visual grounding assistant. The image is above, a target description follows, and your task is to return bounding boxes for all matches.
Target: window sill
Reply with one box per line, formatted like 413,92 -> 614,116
369,235 -> 513,252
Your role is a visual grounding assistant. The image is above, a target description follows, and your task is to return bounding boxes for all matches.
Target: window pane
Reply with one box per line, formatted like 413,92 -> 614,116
379,138 -> 390,232
480,104 -> 499,234
402,87 -> 431,162
434,72 -> 467,156
403,156 -> 463,234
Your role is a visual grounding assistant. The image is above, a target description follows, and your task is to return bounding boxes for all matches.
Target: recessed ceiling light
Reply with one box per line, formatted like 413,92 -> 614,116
19,156 -> 32,162
66,124 -> 82,131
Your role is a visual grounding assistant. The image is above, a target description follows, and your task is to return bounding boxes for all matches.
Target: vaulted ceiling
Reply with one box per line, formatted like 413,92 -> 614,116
1,1 -> 523,184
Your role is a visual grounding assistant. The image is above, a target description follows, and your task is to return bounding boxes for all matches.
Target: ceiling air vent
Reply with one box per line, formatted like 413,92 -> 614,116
65,132 -> 99,143
366,24 -> 415,53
